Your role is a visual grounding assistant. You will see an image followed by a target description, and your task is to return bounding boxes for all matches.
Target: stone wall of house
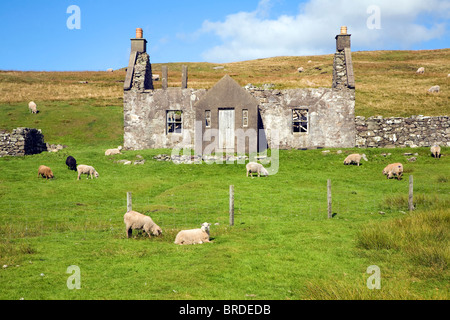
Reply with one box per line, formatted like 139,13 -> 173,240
123,86 -> 356,151
332,51 -> 347,90
249,87 -> 356,149
131,52 -> 154,92
0,127 -> 47,157
123,88 -> 207,150
355,115 -> 450,148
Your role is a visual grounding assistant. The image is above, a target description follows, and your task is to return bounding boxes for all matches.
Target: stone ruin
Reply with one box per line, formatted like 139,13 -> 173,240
0,128 -> 47,157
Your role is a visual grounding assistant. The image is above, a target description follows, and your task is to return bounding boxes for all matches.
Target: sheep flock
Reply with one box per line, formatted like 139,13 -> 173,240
31,140 -> 444,247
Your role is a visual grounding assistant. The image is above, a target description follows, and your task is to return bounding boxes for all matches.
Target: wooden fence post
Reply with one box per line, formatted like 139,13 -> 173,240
409,175 -> 414,212
327,179 -> 332,219
229,185 -> 234,226
127,192 -> 132,212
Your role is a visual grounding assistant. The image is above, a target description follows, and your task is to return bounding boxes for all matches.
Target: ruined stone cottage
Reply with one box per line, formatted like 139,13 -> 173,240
123,27 -> 357,154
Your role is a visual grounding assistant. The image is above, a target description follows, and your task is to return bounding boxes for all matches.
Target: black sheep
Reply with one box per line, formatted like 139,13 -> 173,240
66,156 -> 77,171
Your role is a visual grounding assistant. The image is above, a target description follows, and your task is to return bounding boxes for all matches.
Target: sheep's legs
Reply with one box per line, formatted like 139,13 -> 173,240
126,227 -> 132,239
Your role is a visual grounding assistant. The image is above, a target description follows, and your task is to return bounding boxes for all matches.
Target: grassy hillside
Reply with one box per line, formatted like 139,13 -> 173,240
1,49 -> 449,119
0,49 -> 449,300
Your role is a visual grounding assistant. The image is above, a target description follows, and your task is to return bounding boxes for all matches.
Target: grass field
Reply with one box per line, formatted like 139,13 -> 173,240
0,49 -> 449,300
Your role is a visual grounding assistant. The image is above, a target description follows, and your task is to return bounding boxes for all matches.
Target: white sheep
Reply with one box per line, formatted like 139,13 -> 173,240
77,165 -> 99,180
105,146 -> 123,156
430,145 -> 441,159
174,222 -> 211,245
343,154 -> 368,166
124,210 -> 162,238
428,85 -> 440,93
416,67 -> 425,74
246,162 -> 269,178
28,101 -> 38,114
382,163 -> 404,180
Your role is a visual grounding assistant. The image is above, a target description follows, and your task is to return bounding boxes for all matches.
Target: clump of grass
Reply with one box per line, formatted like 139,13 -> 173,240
437,175 -> 448,183
304,280 -> 428,300
381,193 -> 449,211
356,209 -> 449,275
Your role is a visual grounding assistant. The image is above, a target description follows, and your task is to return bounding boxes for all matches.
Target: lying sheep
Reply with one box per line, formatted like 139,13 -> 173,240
431,145 -> 441,158
124,210 -> 162,239
65,156 -> 77,171
174,222 -> 211,245
343,154 -> 368,166
28,101 -> 38,114
383,163 -> 403,180
38,165 -> 54,180
105,146 -> 122,156
76,165 -> 99,180
246,162 -> 269,178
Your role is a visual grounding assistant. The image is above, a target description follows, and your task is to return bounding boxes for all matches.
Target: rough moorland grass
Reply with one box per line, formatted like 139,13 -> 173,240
1,48 -> 449,117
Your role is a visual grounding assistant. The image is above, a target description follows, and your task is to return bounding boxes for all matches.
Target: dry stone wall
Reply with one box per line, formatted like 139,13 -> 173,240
0,128 -> 47,157
355,115 -> 450,148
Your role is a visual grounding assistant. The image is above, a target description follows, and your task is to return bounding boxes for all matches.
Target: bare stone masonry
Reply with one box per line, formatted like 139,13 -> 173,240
0,128 -> 47,157
356,115 -> 450,148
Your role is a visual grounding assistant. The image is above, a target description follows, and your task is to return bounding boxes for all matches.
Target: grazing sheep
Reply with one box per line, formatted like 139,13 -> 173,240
124,210 -> 162,239
174,222 -> 211,245
38,165 -> 54,180
416,67 -> 425,74
76,165 -> 99,180
65,156 -> 77,171
28,101 -> 38,114
382,163 -> 404,180
105,146 -> 122,156
343,154 -> 368,166
246,162 -> 269,178
428,85 -> 440,93
430,145 -> 441,159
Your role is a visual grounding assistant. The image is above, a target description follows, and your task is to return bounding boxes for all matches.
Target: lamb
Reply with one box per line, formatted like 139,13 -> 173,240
174,222 -> 211,245
105,146 -> 122,156
343,154 -> 368,166
65,156 -> 77,171
76,165 -> 99,180
246,162 -> 269,178
124,210 -> 162,239
38,165 -> 54,180
430,145 -> 441,159
382,163 -> 404,180
416,67 -> 425,74
28,101 -> 38,114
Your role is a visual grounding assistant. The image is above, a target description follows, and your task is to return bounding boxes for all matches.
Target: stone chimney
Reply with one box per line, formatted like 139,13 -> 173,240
124,28 -> 153,91
332,26 -> 355,90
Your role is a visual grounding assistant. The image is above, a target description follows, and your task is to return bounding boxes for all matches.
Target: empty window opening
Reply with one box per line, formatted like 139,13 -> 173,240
243,109 -> 249,127
167,110 -> 183,134
293,109 -> 308,133
205,110 -> 211,128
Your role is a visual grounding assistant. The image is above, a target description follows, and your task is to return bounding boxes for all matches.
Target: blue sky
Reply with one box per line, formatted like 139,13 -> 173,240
0,0 -> 448,71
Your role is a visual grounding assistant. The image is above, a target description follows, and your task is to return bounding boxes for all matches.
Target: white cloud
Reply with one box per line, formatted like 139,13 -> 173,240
196,0 -> 449,62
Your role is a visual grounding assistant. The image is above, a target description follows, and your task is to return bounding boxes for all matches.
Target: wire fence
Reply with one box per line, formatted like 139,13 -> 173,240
0,175 -> 448,242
